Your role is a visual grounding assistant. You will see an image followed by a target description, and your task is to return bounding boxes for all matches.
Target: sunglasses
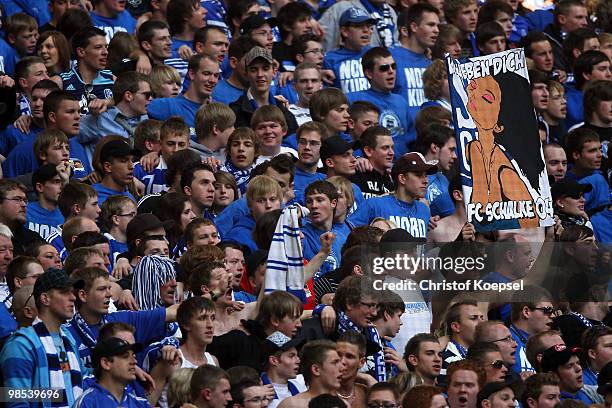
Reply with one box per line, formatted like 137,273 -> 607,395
532,306 -> 555,316
377,63 -> 397,72
490,360 -> 505,369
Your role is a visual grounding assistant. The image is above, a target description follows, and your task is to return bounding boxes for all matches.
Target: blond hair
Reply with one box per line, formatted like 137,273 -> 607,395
246,175 -> 282,208
150,65 -> 181,97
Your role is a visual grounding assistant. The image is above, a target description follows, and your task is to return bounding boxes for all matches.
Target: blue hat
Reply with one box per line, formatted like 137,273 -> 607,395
339,7 -> 377,26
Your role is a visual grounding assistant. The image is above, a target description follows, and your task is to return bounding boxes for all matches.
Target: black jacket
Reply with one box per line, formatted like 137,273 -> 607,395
229,93 -> 299,136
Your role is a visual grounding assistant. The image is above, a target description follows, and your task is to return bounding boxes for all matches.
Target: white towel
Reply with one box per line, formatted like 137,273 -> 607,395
264,204 -> 309,302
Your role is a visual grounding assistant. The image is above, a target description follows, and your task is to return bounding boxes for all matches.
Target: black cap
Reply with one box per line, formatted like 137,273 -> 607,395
541,344 -> 581,372
92,337 -> 144,362
32,164 -> 60,187
239,14 -> 277,35
598,361 -> 612,395
126,213 -> 172,243
261,331 -> 305,361
100,140 -> 138,164
33,268 -> 84,299
320,135 -> 355,163
551,178 -> 592,202
477,379 -> 524,406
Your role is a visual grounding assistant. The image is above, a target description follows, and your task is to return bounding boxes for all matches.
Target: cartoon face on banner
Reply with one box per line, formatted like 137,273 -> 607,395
446,48 -> 554,231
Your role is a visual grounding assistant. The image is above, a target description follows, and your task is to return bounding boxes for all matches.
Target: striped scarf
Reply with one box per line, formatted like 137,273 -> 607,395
220,160 -> 253,197
132,255 -> 177,310
360,0 -> 395,47
264,204 -> 308,302
337,311 -> 386,382
261,372 -> 301,398
32,318 -> 83,407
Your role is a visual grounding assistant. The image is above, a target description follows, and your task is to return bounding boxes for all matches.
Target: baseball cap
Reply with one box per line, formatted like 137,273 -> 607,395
391,152 -> 438,180
339,7 -> 377,26
551,178 -> 592,202
320,135 -> 356,163
244,46 -> 275,67
100,140 -> 138,164
126,213 -> 172,243
598,361 -> 612,395
33,268 -> 84,299
92,337 -> 144,362
477,379 -> 524,406
540,344 -> 582,373
239,14 -> 277,36
32,164 -> 60,187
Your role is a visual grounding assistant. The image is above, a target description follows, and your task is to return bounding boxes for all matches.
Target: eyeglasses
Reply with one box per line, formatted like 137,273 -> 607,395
368,402 -> 398,408
532,306 -> 555,316
360,301 -> 379,310
377,63 -> 397,72
138,91 -> 153,99
304,48 -> 324,55
490,360 -> 505,369
3,197 -> 28,205
492,336 -> 516,344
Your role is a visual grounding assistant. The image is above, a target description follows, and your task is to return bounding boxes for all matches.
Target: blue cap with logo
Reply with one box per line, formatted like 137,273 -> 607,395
339,7 -> 377,26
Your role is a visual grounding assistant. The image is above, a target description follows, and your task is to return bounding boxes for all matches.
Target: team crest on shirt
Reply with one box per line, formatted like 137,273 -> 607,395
379,109 -> 403,138
104,89 -> 113,99
70,159 -> 85,172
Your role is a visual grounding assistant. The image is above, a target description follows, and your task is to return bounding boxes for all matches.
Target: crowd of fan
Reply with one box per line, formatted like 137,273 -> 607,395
0,0 -> 610,407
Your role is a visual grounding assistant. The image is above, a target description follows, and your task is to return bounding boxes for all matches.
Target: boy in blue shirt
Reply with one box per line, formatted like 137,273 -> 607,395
166,0 -> 207,83
392,3 -> 438,122
93,140 -> 138,206
90,0 -> 137,42
565,128 -> 611,214
301,180 -> 350,277
26,164 -> 65,240
3,13 -> 39,76
74,337 -> 149,408
323,8 -> 375,97
349,46 -> 416,157
361,151 -> 434,239
294,122 -> 327,200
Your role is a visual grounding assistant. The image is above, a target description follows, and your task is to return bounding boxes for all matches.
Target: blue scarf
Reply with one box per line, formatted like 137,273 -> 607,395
261,372 -> 301,397
32,319 -> 83,407
337,310 -> 386,381
451,340 -> 468,358
70,311 -> 107,351
359,0 -> 395,47
221,160 -> 253,196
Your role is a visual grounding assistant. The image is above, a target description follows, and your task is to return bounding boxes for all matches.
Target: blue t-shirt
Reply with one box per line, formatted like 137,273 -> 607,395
390,46 -> 430,122
525,8 -> 554,31
564,83 -> 584,130
0,302 -> 17,341
427,173 -> 455,218
302,221 -> 350,278
215,197 -> 249,237
90,11 -> 137,42
509,324 -> 534,375
147,94 -> 199,138
346,183 -> 368,226
363,194 -> 430,238
1,0 -> 51,26
211,79 -> 244,105
225,214 -> 257,255
46,230 -> 67,262
276,81 -> 299,105
103,232 -> 128,270
92,183 -> 137,206
565,171 -> 611,213
0,37 -> 17,76
510,14 -> 529,44
201,0 -> 229,32
592,208 -> 612,243
26,202 -> 64,241
348,88 -> 415,157
74,382 -> 150,408
0,124 -> 33,157
133,161 -> 168,196
66,309 -> 166,370
294,168 -> 327,199
323,46 -> 371,97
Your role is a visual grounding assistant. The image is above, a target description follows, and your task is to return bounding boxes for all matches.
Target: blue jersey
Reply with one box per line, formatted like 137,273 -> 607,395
74,382 -> 151,408
104,233 -> 128,269
565,171 -> 612,213
294,168 -> 326,199
0,38 -> 17,76
66,309 -> 166,370
69,137 -> 94,179
212,79 -> 244,105
60,66 -> 114,115
276,81 -> 299,105
215,197 -> 249,237
202,0 -> 229,32
46,229 -> 67,262
391,46 -> 430,123
0,123 -> 38,158
93,183 -> 137,206
301,221 -> 350,278
225,214 -> 257,254
147,94 -> 199,138
323,47 -> 371,97
347,183 -> 368,226
427,173 -> 455,218
26,202 -> 64,241
525,8 -> 554,31
592,208 -> 612,243
166,38 -> 193,84
1,0 -> 51,26
363,195 -> 430,238
348,88 -> 415,157
509,324 -> 534,374
564,83 -> 583,130
90,11 -> 136,42
510,13 -> 529,44
133,159 -> 168,195
0,302 -> 17,341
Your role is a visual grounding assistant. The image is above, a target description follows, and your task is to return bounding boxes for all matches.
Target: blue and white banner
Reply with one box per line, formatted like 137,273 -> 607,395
446,48 -> 554,231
